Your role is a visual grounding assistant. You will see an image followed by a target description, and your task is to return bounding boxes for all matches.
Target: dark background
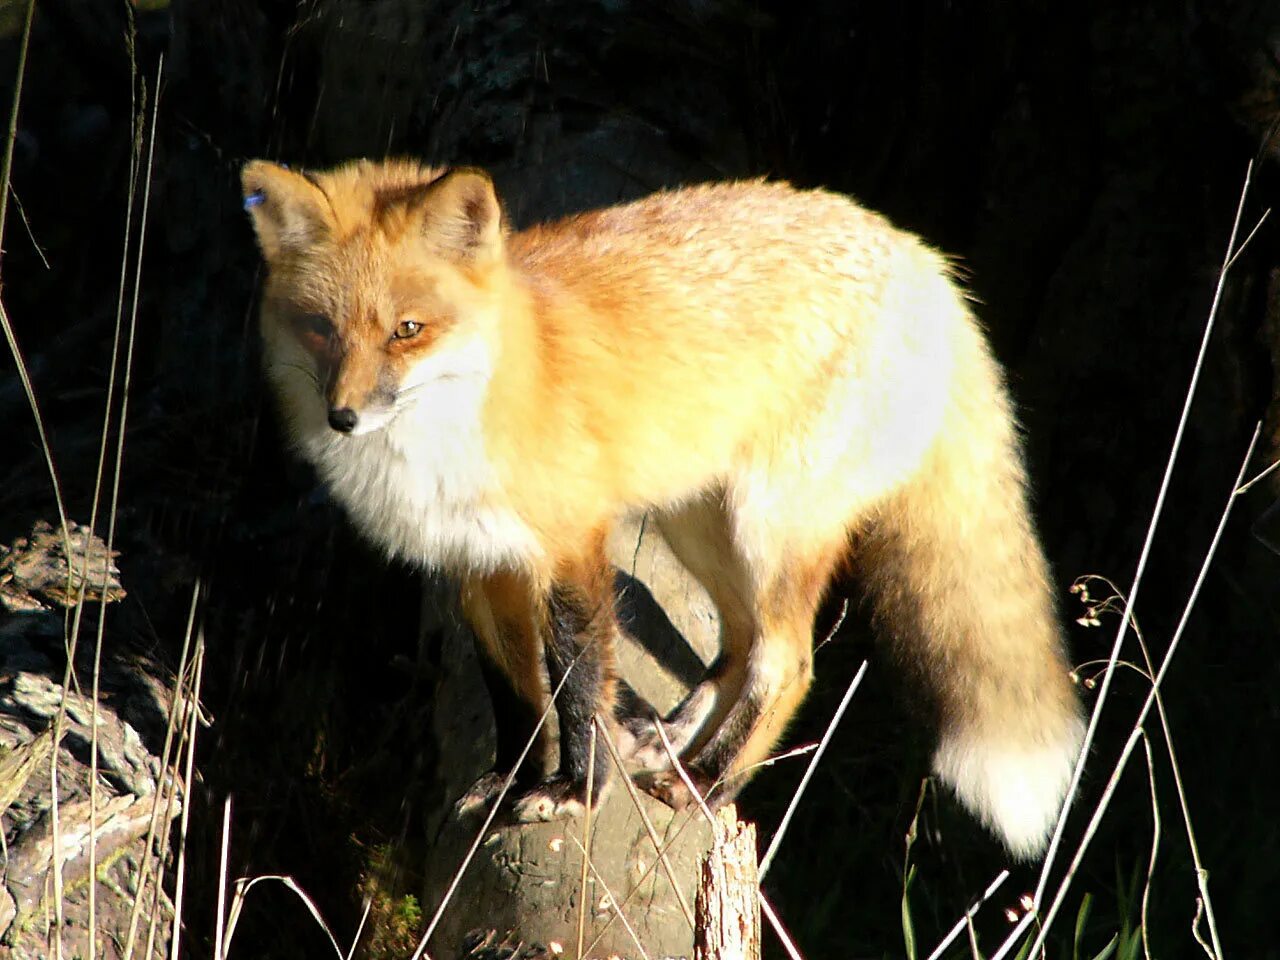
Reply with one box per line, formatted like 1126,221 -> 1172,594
2,1 -> 1279,957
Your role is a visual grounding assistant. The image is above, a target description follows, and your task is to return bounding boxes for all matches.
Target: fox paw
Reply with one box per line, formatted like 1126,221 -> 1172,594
453,771 -> 509,818
610,683 -> 666,765
511,775 -> 605,822
639,767 -> 715,812
612,714 -> 670,770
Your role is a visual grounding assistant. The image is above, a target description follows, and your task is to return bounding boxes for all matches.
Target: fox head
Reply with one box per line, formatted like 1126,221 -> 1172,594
241,159 -> 509,437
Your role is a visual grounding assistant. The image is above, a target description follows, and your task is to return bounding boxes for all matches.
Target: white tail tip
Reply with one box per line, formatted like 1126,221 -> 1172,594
933,715 -> 1086,860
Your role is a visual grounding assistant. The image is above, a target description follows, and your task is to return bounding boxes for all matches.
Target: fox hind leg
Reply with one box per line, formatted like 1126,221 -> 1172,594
624,493 -> 758,773
647,542 -> 842,810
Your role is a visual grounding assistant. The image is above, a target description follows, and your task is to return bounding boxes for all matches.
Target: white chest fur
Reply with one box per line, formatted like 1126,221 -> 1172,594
279,346 -> 542,574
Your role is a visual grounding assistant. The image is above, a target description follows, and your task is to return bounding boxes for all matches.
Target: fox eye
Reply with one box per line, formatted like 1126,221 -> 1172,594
392,319 -> 422,340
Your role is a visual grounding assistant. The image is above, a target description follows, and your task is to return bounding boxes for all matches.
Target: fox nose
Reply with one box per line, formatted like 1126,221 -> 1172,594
328,407 -> 359,433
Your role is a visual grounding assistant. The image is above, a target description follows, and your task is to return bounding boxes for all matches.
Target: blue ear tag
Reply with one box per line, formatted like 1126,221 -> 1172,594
244,190 -> 265,210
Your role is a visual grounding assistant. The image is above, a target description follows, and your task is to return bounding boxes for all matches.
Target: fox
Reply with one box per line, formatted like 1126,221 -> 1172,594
241,157 -> 1086,860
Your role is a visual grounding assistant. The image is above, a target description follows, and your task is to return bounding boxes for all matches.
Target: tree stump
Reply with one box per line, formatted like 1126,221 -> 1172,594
421,516 -> 721,958
694,806 -> 760,960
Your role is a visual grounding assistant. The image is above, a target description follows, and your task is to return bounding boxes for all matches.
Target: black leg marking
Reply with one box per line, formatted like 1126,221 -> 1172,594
612,677 -> 656,723
626,654 -> 733,772
510,575 -> 618,822
544,581 -> 612,794
455,642 -> 547,818
639,681 -> 765,811
474,645 -> 545,781
610,677 -> 663,763
691,682 -> 765,782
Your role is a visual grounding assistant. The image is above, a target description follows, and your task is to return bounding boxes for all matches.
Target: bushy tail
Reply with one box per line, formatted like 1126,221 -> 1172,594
855,320 -> 1084,860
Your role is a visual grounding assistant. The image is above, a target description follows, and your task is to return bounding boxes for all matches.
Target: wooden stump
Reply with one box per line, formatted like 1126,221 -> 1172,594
421,516 -> 722,958
694,806 -> 760,960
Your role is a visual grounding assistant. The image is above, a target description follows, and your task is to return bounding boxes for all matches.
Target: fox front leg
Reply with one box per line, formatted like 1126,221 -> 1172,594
455,573 -> 550,817
510,558 -> 618,822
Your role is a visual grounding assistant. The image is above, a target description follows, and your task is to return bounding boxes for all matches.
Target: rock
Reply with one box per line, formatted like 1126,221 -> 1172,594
0,521 -> 125,614
0,525 -> 182,958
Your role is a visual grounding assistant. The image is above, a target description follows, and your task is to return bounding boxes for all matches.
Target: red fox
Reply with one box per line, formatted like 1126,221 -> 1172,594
242,158 -> 1085,859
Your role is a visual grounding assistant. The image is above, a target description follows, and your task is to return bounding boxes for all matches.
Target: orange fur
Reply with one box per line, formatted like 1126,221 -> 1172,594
243,158 -> 1084,857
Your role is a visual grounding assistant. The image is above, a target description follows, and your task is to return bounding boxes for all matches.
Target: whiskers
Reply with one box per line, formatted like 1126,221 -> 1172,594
263,356 -> 489,431
269,360 -> 324,394
391,377 -> 481,422
392,380 -> 437,410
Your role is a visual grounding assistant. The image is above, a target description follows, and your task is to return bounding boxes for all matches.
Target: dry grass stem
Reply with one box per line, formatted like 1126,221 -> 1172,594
1087,564 -> 1228,960
990,163 -> 1263,960
168,637 -> 208,960
999,424 -> 1257,960
575,720 -> 598,959
923,870 -> 1011,960
759,892 -> 804,960
1033,163 -> 1264,911
567,833 -> 652,960
121,578 -> 200,960
221,876 -> 349,960
1140,733 -> 1159,960
651,718 -> 809,959
214,797 -> 232,959
758,658 -> 866,879
594,715 -> 696,928
88,51 -> 158,956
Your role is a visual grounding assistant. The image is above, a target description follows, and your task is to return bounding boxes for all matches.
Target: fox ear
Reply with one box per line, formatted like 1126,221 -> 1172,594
417,168 -> 503,264
241,160 -> 333,261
